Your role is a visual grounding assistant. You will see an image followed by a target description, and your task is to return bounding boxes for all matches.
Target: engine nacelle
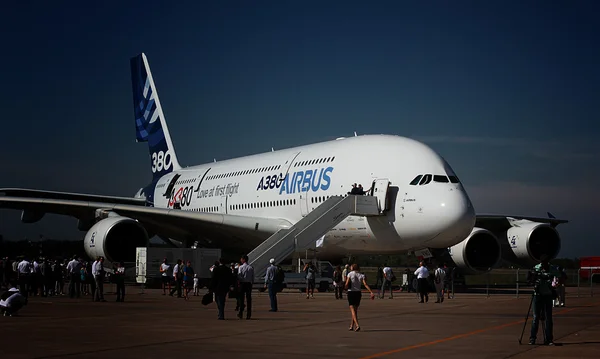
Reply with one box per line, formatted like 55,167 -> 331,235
84,216 -> 149,263
447,227 -> 501,275
503,220 -> 561,266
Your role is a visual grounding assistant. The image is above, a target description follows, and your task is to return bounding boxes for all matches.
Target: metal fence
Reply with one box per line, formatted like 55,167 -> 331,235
101,265 -> 600,298
357,267 -> 599,299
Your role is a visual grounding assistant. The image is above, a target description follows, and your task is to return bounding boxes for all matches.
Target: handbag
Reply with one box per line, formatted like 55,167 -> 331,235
201,292 -> 214,305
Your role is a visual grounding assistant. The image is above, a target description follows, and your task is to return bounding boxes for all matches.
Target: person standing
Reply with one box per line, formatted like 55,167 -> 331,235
114,262 -> 126,302
434,263 -> 446,303
236,255 -> 254,320
528,254 -> 561,345
414,262 -> 429,303
333,265 -> 344,299
375,266 -> 383,289
169,259 -> 183,298
264,258 -> 278,312
66,256 -> 82,298
304,263 -> 316,299
17,258 -> 32,299
92,256 -> 106,302
553,266 -> 567,307
182,260 -> 194,300
344,263 -> 374,331
210,259 -> 233,320
380,264 -> 394,299
160,258 -> 171,295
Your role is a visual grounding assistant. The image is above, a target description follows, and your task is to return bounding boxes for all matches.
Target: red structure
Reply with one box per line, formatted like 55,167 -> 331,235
579,256 -> 600,279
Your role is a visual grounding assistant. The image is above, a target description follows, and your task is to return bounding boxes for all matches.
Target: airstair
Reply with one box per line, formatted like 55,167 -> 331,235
249,195 -> 382,278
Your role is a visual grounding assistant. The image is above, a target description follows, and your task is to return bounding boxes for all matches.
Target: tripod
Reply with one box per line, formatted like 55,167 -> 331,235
519,293 -> 547,345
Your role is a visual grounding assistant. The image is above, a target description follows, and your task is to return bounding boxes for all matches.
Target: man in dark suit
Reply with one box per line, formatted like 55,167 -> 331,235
210,259 -> 234,320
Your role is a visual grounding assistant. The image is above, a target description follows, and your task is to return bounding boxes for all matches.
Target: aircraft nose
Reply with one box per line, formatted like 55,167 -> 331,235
433,187 -> 476,245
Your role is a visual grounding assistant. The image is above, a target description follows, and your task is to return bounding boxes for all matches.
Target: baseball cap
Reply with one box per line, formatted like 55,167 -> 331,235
269,258 -> 275,264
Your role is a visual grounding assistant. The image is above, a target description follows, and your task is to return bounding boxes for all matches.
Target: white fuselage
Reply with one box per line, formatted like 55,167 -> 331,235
152,135 -> 476,256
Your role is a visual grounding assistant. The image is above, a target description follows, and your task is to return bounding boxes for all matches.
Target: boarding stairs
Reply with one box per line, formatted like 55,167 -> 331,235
249,194 -> 382,278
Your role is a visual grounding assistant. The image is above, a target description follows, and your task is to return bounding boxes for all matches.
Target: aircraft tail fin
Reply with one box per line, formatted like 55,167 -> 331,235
130,53 -> 181,181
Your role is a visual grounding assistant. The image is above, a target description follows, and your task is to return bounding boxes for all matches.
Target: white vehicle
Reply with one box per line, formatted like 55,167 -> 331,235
0,53 -> 567,278
135,247 -> 220,288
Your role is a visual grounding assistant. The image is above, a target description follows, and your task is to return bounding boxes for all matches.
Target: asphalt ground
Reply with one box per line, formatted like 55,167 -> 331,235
1,286 -> 598,359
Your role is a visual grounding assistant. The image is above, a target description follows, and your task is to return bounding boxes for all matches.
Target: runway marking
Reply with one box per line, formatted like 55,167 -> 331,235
358,302 -> 600,359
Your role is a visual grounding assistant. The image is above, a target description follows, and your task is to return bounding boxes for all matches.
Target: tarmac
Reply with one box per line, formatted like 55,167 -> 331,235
1,286 -> 598,359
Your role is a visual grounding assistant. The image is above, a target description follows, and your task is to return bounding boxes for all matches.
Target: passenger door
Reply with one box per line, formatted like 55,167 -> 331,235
372,178 -> 391,213
299,192 -> 309,217
220,195 -> 227,214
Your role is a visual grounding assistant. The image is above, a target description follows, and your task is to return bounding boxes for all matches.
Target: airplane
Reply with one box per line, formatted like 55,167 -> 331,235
0,53 -> 567,276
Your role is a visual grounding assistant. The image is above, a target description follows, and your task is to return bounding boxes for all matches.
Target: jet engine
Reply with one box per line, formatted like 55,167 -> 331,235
447,227 -> 502,275
502,221 -> 561,266
83,216 -> 149,263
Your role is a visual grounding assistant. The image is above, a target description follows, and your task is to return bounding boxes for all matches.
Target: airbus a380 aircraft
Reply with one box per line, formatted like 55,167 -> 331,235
0,53 -> 567,275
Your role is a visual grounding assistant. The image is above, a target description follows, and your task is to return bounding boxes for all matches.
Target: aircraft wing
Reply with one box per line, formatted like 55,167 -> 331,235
475,213 -> 569,232
0,196 -> 292,252
0,188 -> 146,206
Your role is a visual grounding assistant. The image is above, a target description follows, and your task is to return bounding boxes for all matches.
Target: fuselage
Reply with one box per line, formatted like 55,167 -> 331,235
148,135 -> 476,256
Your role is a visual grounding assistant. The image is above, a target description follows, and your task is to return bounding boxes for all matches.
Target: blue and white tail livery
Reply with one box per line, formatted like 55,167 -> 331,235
130,53 -> 181,181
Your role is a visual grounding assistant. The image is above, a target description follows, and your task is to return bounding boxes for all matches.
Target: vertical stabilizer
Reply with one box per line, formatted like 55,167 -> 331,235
130,53 -> 181,181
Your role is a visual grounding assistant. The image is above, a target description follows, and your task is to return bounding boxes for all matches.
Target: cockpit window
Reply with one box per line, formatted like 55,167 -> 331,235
419,174 -> 432,185
409,175 -> 422,185
433,175 -> 449,183
448,175 -> 460,183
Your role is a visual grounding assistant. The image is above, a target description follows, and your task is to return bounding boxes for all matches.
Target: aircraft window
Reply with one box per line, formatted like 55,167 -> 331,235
410,175 -> 423,185
448,175 -> 460,183
419,174 -> 432,185
433,175 -> 449,183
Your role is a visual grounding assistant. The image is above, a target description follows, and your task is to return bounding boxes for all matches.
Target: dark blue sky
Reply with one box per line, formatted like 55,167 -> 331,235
1,1 -> 598,258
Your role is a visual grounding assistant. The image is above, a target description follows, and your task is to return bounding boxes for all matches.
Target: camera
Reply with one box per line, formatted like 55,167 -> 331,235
527,270 -> 556,297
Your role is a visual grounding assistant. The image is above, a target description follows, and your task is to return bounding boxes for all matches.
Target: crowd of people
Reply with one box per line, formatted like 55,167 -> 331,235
2,252 -> 569,344
0,255 -> 128,315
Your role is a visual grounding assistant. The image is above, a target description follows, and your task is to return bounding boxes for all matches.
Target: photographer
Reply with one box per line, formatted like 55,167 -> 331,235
527,254 -> 561,345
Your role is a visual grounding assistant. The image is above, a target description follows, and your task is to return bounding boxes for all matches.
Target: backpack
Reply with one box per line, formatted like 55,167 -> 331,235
333,270 -> 342,282
275,266 -> 285,284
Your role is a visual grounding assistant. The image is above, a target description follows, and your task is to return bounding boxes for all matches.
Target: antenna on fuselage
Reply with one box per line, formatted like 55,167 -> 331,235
354,131 -> 357,137
213,158 -> 216,162
272,147 -> 274,152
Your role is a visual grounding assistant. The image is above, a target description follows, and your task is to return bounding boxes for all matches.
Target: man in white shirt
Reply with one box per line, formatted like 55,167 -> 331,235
380,264 -> 394,299
66,256 -> 82,298
159,259 -> 171,295
342,264 -> 349,282
434,263 -> 446,303
236,255 -> 254,320
92,257 -> 106,302
264,258 -> 278,312
414,262 -> 430,303
17,258 -> 32,299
